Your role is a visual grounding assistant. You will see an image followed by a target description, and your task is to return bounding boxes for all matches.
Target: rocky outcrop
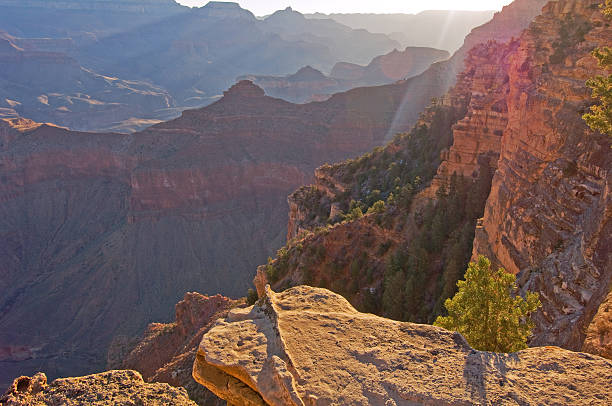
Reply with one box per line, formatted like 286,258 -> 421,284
239,67 -> 343,104
197,2 -> 254,19
0,370 -> 196,405
472,0 -> 612,353
121,292 -> 240,405
194,285 -> 612,405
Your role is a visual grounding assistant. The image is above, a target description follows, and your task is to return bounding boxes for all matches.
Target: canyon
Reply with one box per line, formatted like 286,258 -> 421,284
0,0 -> 552,395
1,0 -> 611,404
0,1 -> 405,131
0,76 -> 422,391
0,1 -> 512,133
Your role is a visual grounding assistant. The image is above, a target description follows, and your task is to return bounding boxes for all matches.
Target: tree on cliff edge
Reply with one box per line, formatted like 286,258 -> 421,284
583,0 -> 612,137
434,256 -> 541,353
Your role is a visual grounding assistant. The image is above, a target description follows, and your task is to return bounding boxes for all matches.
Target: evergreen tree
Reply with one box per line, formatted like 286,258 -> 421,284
434,256 -> 541,353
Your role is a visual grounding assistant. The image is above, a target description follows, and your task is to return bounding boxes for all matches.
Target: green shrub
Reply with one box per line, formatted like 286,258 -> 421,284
367,200 -> 386,214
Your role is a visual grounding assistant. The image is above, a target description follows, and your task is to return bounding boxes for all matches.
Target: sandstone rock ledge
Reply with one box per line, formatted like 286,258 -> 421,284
194,285 -> 612,406
0,370 -> 196,405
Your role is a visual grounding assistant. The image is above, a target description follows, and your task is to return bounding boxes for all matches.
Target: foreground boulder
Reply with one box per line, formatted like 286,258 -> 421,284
194,285 -> 612,405
0,370 -> 196,405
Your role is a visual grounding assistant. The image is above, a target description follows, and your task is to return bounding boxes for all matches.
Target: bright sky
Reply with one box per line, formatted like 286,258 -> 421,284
176,1 -> 514,16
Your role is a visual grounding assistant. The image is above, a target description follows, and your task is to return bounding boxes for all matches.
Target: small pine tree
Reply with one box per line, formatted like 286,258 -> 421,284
434,256 -> 541,353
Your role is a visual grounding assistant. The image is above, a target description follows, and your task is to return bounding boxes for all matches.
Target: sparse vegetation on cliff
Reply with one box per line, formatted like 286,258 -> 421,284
434,256 -> 541,353
380,170 -> 493,323
251,93 -> 496,325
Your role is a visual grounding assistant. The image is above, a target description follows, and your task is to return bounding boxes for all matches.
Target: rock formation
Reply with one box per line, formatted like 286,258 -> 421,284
194,285 -> 612,405
0,370 -> 196,405
471,0 -> 612,352
121,292 -> 241,405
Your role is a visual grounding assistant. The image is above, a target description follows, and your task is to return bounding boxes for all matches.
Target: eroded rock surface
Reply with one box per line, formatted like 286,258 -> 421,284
122,292 -> 240,405
0,370 -> 196,405
473,0 -> 612,351
194,285 -> 612,406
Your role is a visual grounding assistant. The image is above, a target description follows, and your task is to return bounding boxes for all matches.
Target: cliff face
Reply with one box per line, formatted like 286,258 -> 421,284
423,40 -> 517,197
472,0 -> 612,353
193,285 -> 612,406
0,79 -> 423,391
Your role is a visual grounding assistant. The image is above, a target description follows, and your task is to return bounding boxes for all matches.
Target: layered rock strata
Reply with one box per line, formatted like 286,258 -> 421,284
0,370 -> 196,405
424,40 -> 517,197
194,285 -> 612,406
472,0 -> 612,352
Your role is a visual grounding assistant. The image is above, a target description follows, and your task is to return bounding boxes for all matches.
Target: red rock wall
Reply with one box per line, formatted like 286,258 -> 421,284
473,0 -> 612,352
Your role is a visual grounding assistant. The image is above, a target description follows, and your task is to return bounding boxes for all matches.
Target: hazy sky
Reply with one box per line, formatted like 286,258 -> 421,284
176,1 -> 514,16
